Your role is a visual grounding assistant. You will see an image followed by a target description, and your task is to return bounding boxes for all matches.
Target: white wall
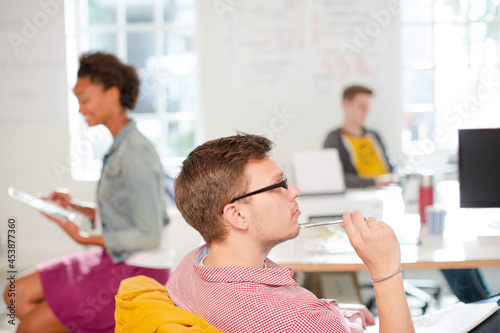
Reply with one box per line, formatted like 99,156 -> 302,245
0,0 -> 91,271
0,123 -> 96,270
0,0 -> 204,272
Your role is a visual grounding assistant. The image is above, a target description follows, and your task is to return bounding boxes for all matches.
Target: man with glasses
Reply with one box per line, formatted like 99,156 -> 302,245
167,134 -> 414,332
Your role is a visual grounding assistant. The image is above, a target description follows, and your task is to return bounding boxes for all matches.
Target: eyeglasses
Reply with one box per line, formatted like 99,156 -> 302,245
229,178 -> 288,204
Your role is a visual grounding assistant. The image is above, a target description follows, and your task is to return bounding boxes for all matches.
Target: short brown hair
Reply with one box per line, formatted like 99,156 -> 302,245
77,52 -> 140,110
174,134 -> 273,244
342,85 -> 373,101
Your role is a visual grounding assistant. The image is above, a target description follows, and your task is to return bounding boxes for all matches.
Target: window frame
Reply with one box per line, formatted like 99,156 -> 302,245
64,0 -> 199,181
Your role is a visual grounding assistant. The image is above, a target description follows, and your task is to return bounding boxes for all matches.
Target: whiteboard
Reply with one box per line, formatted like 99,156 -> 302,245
197,0 -> 401,170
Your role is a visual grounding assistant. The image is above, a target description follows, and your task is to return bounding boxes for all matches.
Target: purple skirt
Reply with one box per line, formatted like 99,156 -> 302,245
36,249 -> 169,333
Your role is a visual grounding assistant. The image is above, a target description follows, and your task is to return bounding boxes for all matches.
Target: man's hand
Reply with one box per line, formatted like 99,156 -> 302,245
341,211 -> 401,280
374,173 -> 399,187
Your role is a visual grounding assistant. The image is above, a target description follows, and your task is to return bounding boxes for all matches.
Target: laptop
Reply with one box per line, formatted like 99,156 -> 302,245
291,148 -> 345,195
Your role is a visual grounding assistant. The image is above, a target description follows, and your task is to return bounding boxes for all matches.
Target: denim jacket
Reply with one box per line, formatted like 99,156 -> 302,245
98,120 -> 168,262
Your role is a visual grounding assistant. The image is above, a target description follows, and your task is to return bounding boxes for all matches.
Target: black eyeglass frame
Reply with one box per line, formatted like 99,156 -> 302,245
228,178 -> 288,204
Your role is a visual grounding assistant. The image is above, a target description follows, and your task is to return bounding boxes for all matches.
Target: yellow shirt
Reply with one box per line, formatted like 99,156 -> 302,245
341,132 -> 390,178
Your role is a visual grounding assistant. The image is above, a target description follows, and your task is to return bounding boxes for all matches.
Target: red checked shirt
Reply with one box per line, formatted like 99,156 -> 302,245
166,246 -> 367,333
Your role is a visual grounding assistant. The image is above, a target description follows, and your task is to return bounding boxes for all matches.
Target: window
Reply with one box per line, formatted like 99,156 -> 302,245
64,0 -> 198,180
401,0 -> 500,159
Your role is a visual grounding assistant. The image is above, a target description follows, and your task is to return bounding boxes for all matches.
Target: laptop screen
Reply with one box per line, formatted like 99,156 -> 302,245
292,149 -> 345,195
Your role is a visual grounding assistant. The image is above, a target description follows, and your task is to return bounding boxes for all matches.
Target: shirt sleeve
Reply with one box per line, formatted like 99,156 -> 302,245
288,309 -> 349,333
103,146 -> 165,252
288,300 -> 367,333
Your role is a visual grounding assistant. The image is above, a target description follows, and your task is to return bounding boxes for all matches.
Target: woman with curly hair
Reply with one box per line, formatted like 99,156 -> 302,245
5,52 -> 171,333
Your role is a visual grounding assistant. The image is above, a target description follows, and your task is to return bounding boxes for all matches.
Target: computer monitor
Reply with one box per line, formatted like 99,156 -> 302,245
458,128 -> 500,208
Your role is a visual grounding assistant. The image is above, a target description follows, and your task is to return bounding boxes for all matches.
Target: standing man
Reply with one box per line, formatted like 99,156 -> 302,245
324,85 -> 397,188
167,134 -> 414,333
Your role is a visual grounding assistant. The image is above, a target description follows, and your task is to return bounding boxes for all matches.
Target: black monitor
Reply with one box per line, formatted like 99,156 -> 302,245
458,128 -> 500,208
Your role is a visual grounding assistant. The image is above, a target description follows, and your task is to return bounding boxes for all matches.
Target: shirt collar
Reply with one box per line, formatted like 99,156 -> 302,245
105,119 -> 136,156
340,127 -> 368,137
192,245 -> 297,286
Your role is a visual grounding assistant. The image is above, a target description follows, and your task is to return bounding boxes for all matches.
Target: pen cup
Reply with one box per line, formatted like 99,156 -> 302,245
425,205 -> 447,235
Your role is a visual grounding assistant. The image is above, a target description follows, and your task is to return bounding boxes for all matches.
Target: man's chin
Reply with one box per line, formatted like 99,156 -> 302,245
286,225 -> 301,242
266,227 -> 300,250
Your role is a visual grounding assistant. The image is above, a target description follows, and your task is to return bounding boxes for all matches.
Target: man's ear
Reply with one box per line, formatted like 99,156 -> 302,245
222,204 -> 249,231
343,99 -> 350,110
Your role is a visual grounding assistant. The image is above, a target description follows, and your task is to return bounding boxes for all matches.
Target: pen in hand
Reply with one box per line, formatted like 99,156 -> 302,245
298,220 -> 343,229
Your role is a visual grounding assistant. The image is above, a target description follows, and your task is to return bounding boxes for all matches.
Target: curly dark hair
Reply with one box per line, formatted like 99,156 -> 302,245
77,52 -> 140,110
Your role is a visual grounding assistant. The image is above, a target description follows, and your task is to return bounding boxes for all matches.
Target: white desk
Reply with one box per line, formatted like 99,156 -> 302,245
269,191 -> 500,272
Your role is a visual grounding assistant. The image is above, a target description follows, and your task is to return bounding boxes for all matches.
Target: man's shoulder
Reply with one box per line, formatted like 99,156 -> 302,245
363,127 -> 381,136
323,128 -> 343,147
326,128 -> 342,137
165,247 -> 201,304
169,246 -> 202,275
165,251 -> 348,332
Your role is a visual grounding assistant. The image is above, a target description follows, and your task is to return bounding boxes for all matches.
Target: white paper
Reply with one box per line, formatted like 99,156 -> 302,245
413,301 -> 499,333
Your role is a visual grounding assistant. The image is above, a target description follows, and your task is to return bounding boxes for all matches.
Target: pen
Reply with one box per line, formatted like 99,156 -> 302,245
298,220 -> 343,229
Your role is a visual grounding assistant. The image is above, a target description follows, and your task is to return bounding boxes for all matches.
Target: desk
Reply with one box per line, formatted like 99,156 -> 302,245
270,185 -> 500,307
270,208 -> 500,306
269,203 -> 500,272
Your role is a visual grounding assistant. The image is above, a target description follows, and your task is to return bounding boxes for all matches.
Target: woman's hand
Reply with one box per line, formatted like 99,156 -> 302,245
41,189 -> 96,220
40,213 -> 105,247
40,213 -> 82,243
42,189 -> 74,209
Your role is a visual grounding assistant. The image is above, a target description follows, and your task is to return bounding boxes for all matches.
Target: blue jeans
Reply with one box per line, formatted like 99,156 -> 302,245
441,268 -> 490,303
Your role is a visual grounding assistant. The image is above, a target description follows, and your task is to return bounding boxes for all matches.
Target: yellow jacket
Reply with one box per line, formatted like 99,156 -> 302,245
115,275 -> 223,333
